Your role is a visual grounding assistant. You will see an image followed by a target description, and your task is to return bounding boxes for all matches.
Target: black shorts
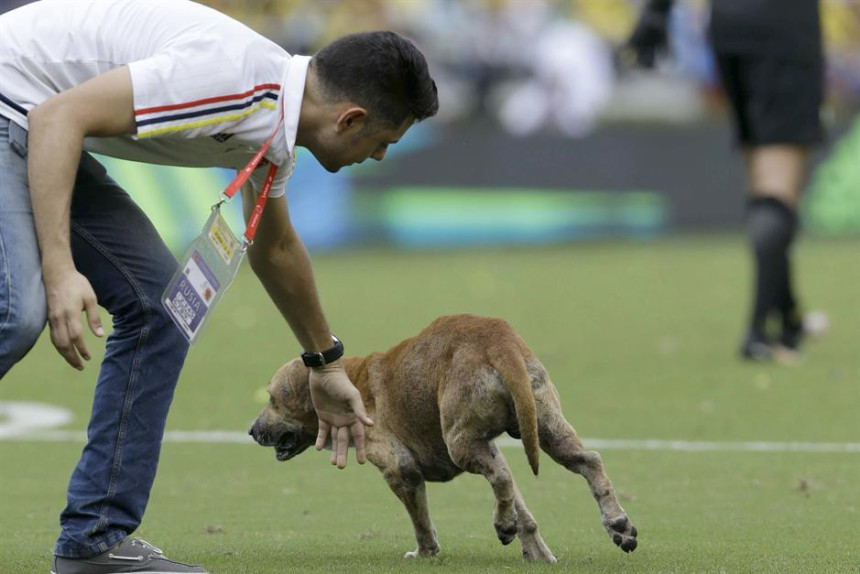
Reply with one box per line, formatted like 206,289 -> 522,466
715,54 -> 824,146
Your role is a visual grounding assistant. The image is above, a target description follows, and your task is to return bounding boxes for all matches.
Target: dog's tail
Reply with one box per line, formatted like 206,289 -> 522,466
490,348 -> 540,475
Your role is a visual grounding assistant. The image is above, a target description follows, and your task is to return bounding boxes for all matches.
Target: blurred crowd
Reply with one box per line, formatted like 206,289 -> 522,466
4,0 -> 860,136
200,0 -> 860,137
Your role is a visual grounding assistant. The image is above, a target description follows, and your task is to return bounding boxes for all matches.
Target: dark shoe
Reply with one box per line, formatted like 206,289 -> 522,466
781,310 -> 829,351
51,538 -> 207,574
740,332 -> 773,361
780,306 -> 806,351
780,318 -> 805,351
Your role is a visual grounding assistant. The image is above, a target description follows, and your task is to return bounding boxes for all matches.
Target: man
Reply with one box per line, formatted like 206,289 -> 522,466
0,1 -> 438,572
627,0 -> 824,362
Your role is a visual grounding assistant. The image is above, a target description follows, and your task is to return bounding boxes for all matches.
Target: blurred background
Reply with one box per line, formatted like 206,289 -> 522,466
2,7 -> 859,572
1,0 -> 860,251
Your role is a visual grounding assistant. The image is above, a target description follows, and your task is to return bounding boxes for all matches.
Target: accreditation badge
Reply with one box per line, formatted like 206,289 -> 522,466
162,206 -> 245,344
161,112 -> 283,344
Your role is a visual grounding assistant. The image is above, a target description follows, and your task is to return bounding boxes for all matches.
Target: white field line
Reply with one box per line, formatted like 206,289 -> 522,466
1,403 -> 857,454
1,430 -> 859,454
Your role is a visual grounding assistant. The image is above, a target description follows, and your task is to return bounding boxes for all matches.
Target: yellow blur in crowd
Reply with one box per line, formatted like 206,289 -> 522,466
203,0 -> 859,54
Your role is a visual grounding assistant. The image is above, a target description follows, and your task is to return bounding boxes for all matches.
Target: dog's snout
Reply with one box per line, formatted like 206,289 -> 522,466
248,421 -> 267,444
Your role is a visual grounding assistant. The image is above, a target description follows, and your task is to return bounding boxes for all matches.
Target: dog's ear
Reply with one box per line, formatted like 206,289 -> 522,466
283,358 -> 314,414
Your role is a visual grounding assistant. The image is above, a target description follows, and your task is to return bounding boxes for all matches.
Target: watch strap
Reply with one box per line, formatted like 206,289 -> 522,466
301,335 -> 344,368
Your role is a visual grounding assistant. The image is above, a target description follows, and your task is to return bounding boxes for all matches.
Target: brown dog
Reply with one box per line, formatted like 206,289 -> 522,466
249,314 -> 637,562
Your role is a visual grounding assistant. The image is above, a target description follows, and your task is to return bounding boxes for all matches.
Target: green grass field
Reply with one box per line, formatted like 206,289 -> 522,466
2,236 -> 859,574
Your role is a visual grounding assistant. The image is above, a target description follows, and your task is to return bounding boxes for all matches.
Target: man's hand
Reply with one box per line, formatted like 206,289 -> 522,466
44,269 -> 105,370
310,361 -> 373,469
625,1 -> 673,69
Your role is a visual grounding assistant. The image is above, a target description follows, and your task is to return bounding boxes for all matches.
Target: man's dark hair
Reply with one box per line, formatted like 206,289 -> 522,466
313,31 -> 439,128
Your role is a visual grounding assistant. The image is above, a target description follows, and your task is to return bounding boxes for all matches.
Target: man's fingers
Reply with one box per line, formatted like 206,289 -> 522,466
349,394 -> 374,427
55,340 -> 83,369
43,273 -> 102,371
351,421 -> 367,465
85,298 -> 105,337
67,317 -> 92,362
309,369 -> 374,469
336,426 -> 349,469
315,421 -> 329,451
349,394 -> 371,464
329,426 -> 337,465
49,318 -> 84,370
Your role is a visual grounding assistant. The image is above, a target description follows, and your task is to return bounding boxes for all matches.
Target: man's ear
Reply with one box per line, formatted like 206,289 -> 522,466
335,106 -> 367,133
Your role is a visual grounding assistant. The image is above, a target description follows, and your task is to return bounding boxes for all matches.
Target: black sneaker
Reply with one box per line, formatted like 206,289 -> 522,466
781,310 -> 830,351
780,319 -> 805,351
779,305 -> 805,351
51,538 -> 208,574
739,331 -> 773,361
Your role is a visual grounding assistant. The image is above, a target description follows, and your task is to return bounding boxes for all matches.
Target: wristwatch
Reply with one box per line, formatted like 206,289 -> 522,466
300,335 -> 344,368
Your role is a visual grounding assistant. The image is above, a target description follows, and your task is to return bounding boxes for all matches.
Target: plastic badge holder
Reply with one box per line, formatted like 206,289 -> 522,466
162,206 -> 244,344
162,109 -> 283,344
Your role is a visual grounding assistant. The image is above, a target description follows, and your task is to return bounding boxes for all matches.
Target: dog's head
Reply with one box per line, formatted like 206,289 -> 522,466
248,359 -> 318,462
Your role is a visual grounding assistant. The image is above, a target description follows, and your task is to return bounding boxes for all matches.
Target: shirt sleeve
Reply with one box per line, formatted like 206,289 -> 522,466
246,161 -> 289,199
127,40 -> 280,141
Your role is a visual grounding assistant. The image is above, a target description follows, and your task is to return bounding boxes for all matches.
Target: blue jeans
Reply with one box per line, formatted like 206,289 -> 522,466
0,116 -> 191,558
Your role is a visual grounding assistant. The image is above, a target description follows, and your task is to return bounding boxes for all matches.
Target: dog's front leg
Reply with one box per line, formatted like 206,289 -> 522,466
372,442 -> 440,558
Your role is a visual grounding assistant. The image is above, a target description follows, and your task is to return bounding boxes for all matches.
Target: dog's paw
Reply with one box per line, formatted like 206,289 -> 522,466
495,521 -> 518,546
523,548 -> 557,563
493,506 -> 519,545
404,544 -> 440,559
605,515 -> 638,553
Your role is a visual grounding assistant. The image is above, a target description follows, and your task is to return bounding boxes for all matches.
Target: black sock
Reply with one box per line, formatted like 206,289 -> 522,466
745,196 -> 798,338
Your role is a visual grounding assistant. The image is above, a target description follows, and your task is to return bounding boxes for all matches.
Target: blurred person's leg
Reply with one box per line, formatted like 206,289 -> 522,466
745,145 -> 808,208
55,153 -> 191,559
715,53 -> 823,360
743,145 -> 808,357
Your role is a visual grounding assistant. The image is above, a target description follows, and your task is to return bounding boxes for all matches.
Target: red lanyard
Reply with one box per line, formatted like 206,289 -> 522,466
220,117 -> 285,245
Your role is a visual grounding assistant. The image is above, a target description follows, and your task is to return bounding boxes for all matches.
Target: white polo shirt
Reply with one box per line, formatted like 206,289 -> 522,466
0,0 -> 308,197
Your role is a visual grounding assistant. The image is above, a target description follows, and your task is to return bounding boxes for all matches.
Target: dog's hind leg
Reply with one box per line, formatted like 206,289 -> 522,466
372,441 -> 440,558
536,386 -> 638,553
446,437 -> 520,547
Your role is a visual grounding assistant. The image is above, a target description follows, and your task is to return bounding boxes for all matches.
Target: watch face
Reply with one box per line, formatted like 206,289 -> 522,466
302,352 -> 324,368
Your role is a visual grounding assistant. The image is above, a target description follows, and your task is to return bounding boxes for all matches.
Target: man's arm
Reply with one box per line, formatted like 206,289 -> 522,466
241,184 -> 373,468
27,66 -> 137,369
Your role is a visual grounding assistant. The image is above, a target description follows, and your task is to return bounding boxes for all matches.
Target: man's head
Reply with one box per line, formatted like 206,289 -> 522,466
299,31 -> 439,172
